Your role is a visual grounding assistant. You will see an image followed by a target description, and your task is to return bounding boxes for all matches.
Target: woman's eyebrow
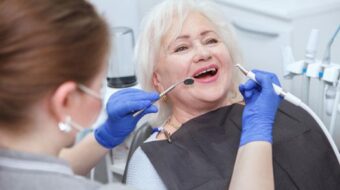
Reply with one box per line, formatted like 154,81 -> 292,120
175,30 -> 216,40
175,35 -> 190,40
200,30 -> 216,36
166,35 -> 189,50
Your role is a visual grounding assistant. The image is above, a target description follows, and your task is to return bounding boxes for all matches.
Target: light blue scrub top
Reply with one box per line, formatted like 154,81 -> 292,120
0,149 -> 135,190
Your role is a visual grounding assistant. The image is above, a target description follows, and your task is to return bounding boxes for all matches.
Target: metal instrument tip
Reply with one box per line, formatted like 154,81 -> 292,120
235,64 -> 249,76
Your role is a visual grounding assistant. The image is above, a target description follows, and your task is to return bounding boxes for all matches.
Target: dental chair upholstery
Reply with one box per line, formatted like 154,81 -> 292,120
122,122 -> 153,183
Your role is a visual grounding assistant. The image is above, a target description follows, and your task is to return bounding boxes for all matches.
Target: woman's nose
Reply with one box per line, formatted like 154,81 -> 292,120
193,44 -> 212,63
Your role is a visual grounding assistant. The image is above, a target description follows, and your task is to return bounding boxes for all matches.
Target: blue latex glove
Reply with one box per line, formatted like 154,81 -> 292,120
95,88 -> 159,149
238,70 -> 283,146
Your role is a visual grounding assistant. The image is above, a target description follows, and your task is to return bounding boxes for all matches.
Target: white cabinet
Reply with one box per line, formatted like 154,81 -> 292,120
215,0 -> 340,91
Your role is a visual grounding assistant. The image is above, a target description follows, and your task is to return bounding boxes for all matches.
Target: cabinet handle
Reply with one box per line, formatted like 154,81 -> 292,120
232,22 -> 280,38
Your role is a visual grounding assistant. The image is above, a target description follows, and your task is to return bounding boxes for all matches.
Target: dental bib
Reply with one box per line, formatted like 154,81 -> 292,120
141,101 -> 340,190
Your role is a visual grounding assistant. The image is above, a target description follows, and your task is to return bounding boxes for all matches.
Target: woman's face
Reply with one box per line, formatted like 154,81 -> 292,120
153,12 -> 233,112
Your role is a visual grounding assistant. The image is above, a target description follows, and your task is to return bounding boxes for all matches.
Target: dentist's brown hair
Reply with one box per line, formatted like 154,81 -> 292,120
0,0 -> 109,124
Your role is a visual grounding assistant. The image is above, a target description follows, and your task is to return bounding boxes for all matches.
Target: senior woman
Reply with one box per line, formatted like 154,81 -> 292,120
126,0 -> 340,190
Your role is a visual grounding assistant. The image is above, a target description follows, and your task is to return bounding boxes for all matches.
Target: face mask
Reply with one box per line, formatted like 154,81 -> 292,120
58,82 -> 106,134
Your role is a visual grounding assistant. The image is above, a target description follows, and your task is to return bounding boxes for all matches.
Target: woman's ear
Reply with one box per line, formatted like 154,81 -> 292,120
49,81 -> 78,122
152,72 -> 165,93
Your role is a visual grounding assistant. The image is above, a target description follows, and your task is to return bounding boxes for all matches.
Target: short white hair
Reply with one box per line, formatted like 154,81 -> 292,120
135,0 -> 242,126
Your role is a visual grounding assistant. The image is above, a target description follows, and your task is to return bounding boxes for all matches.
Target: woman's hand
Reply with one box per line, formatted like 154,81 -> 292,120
238,70 -> 283,146
95,88 -> 159,149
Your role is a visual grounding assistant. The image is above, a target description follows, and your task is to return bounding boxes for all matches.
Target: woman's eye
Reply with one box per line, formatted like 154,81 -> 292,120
174,46 -> 188,53
206,38 -> 218,44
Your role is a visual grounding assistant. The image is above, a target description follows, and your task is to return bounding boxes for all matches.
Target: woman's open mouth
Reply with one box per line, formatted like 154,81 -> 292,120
192,64 -> 219,83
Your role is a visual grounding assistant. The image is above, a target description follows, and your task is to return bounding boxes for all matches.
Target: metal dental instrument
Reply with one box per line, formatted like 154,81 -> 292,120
132,77 -> 194,117
235,64 -> 340,164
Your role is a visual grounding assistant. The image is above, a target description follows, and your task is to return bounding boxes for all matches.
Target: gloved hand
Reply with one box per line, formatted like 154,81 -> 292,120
238,70 -> 283,146
95,88 -> 159,149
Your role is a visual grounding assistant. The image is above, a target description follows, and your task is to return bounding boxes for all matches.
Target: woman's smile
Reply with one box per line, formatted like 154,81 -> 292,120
192,64 -> 219,83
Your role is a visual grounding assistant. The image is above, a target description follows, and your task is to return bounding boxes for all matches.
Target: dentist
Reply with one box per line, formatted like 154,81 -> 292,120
0,0 -> 157,189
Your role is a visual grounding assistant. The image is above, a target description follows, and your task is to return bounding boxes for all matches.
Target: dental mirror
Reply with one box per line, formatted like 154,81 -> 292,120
133,77 -> 194,117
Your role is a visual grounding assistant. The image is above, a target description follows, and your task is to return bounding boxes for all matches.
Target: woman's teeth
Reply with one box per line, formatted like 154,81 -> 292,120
194,68 -> 217,78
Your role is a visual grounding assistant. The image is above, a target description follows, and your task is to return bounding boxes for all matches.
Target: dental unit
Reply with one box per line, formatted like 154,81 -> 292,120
323,26 -> 340,136
283,26 -> 340,136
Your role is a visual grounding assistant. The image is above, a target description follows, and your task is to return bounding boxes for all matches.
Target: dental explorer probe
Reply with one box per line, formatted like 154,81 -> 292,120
235,64 -> 340,164
132,77 -> 194,117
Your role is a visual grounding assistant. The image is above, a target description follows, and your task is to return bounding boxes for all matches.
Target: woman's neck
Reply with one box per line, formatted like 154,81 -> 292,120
156,98 -> 232,141
171,98 -> 231,125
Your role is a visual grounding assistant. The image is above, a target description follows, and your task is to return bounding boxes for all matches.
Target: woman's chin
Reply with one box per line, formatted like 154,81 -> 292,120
195,92 -> 229,106
193,86 -> 228,100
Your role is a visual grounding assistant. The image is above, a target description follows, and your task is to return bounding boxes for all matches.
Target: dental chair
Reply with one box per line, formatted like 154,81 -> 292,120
122,122 -> 153,183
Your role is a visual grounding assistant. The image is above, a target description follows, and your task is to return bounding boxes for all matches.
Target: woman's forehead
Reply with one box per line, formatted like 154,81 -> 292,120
161,12 -> 218,46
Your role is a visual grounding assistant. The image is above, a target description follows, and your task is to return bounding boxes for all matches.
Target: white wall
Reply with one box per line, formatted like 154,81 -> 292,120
89,0 -> 163,38
89,0 -> 138,39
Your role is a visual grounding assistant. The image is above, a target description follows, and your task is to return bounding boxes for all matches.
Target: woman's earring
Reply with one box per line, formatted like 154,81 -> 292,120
58,116 -> 72,133
161,95 -> 168,102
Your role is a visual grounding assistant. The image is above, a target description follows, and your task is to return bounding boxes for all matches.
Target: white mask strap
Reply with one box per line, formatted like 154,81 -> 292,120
58,116 -> 84,133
